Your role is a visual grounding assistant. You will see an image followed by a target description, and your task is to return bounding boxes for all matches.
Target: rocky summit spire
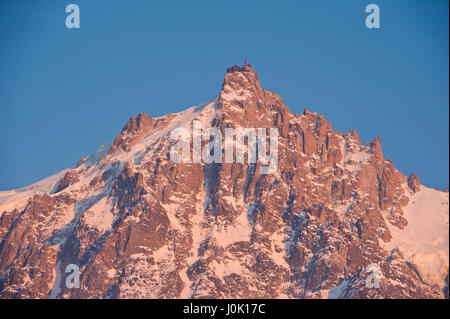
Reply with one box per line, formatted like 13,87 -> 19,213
217,64 -> 289,134
222,63 -> 260,91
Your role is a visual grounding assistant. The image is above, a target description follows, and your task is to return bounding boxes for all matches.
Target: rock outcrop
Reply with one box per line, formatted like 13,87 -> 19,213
0,64 -> 448,299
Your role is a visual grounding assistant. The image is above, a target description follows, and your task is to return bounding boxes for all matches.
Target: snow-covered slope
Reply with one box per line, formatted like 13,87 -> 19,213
385,185 -> 449,286
0,169 -> 68,215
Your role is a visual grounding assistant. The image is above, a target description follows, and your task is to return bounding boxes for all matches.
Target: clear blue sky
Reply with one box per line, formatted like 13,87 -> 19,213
0,0 -> 448,190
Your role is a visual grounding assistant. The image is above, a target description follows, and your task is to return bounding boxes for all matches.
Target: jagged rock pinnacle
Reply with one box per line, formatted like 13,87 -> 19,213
0,64 -> 447,300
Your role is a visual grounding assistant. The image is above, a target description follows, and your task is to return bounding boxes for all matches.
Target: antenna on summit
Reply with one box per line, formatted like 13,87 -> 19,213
244,57 -> 247,66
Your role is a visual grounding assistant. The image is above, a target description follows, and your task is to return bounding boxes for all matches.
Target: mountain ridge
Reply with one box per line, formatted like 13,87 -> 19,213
0,64 -> 448,299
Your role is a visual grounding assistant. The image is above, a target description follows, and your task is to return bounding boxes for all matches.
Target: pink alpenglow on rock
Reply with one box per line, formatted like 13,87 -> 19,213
0,65 -> 448,299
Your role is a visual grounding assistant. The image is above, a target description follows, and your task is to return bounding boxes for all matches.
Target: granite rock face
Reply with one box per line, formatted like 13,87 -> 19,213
0,65 -> 448,299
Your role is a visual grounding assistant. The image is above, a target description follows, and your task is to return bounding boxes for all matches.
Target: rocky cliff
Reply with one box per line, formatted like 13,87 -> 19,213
0,65 -> 448,299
